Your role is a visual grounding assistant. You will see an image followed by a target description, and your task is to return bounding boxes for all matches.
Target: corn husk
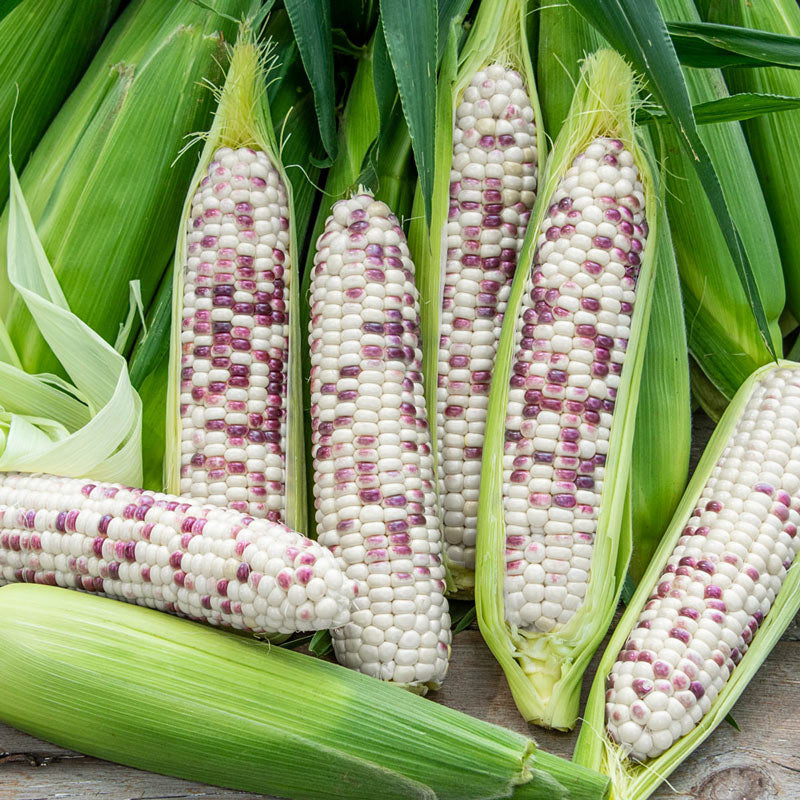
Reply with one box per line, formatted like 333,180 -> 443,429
573,359 -> 800,800
0,162 -> 141,484
0,0 -> 250,376
476,49 -> 659,730
654,0 -> 784,414
536,1 -> 691,587
0,583 -> 610,800
703,0 -> 800,325
165,30 -> 306,532
408,0 -> 547,596
0,0 -> 121,235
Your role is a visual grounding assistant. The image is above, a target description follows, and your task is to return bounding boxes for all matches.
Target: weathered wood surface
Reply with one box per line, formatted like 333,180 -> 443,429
1,414 -> 798,799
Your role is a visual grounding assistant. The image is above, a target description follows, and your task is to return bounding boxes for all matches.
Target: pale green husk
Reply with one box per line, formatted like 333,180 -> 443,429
0,0 -> 249,376
573,360 -> 800,800
476,49 -> 659,730
654,0 -> 784,414
705,0 -> 800,326
0,584 -> 610,800
408,0 -> 547,596
165,30 -> 306,532
0,163 -> 141,484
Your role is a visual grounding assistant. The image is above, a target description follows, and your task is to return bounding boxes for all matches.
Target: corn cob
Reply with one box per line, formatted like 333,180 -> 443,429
0,0 -> 121,230
0,0 -> 251,375
309,191 -> 451,690
654,0 -> 784,414
0,472 -> 353,633
166,32 -> 305,530
704,0 -> 800,326
477,49 -> 658,730
409,0 -> 545,595
0,585 -> 611,800
574,362 -> 800,800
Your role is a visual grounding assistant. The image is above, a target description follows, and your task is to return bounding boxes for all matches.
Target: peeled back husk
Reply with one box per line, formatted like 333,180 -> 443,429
0,583 -> 611,800
476,49 -> 658,730
0,0 -> 251,375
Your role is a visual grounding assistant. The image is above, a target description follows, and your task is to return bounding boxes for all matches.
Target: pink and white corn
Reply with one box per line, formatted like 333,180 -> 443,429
0,472 -> 354,634
439,63 -> 538,573
180,146 -> 290,521
309,193 -> 452,688
606,367 -> 800,761
503,137 -> 647,632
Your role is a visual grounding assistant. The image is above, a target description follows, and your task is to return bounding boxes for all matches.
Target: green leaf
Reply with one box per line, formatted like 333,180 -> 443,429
380,0 -> 437,223
567,0 -> 776,361
669,20 -> 800,69
284,0 -> 337,161
724,712 -> 741,732
639,91 -> 800,124
308,629 -> 334,657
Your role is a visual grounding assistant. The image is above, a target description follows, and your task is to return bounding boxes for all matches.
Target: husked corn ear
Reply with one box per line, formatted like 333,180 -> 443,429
503,137 -> 647,632
439,62 -> 538,574
605,366 -> 800,761
180,146 -> 290,521
309,192 -> 451,689
0,472 -> 353,633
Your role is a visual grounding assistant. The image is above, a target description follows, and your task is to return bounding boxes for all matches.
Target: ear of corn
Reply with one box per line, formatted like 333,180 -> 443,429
0,0 -> 253,376
0,584 -> 611,800
0,0 -> 121,240
408,0 -> 546,596
653,0 -> 784,413
703,0 -> 800,326
309,191 -> 451,691
165,29 -> 306,532
574,360 -> 800,800
476,49 -> 659,730
0,472 -> 354,633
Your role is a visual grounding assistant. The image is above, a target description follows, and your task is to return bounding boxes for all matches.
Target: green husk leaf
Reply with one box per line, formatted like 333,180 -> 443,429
284,0 -> 337,161
0,161 -> 141,483
476,49 -> 658,730
380,0 -> 437,223
409,0 -> 546,596
0,584 -> 610,800
165,27 -> 306,532
566,0 -> 777,368
0,0 -> 251,376
668,19 -> 800,69
705,0 -> 800,329
0,0 -> 121,225
573,360 -> 800,800
638,91 -> 800,124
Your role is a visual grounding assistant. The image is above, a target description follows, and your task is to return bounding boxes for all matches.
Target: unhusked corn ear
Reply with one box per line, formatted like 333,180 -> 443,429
0,0 -> 249,375
167,32 -> 305,530
0,472 -> 352,633
439,61 -> 538,580
503,135 -> 647,633
477,49 -> 658,731
0,585 -> 611,800
654,0 -> 784,411
574,362 -> 800,800
309,192 -> 451,690
409,0 -> 545,596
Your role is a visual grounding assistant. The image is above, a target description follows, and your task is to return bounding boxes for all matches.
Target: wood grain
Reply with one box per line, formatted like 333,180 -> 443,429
0,413 -> 798,799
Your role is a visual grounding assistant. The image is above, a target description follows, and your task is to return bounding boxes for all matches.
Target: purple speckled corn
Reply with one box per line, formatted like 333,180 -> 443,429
0,472 -> 354,634
309,192 -> 451,690
502,137 -> 647,633
439,63 -> 538,576
179,146 -> 291,521
605,367 -> 800,761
